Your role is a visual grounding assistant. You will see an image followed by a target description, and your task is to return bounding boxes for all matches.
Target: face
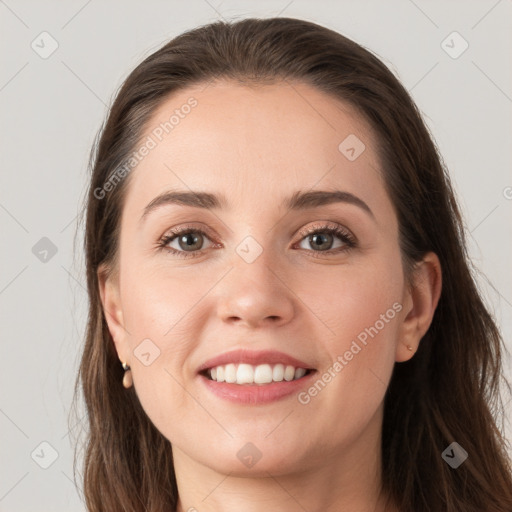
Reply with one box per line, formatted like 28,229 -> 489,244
100,79 -> 419,478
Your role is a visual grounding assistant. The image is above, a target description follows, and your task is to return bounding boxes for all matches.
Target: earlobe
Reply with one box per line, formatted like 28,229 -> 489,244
396,252 -> 442,362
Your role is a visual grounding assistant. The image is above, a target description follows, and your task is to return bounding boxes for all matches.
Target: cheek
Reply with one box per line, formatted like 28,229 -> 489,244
294,254 -> 402,422
120,267 -> 203,360
120,255 -> 208,336
117,262 -> 206,431
296,252 -> 404,347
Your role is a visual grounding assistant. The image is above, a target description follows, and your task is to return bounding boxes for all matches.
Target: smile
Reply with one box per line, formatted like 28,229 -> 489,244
199,366 -> 317,405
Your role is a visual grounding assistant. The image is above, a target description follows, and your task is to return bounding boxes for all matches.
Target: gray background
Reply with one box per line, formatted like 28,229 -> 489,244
1,1 -> 511,510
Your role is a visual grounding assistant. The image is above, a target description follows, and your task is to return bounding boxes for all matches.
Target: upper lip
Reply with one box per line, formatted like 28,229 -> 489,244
197,349 -> 316,374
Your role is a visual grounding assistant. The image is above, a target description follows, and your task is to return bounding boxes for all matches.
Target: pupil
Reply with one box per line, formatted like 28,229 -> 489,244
180,233 -> 201,250
311,233 -> 332,250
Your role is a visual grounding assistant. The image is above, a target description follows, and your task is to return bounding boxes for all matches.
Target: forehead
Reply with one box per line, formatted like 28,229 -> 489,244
123,79 -> 387,220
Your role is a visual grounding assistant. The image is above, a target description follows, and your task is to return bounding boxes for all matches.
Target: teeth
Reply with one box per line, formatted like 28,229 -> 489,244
284,365 -> 295,381
225,363 -> 237,383
272,364 -> 284,382
206,363 -> 310,385
294,367 -> 307,379
238,363 -> 257,384
254,364 -> 273,384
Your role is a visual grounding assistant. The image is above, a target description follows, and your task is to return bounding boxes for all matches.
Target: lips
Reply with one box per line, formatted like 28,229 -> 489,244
196,348 -> 316,374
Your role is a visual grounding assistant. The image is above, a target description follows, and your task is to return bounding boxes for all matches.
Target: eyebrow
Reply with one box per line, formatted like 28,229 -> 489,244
139,188 -> 374,224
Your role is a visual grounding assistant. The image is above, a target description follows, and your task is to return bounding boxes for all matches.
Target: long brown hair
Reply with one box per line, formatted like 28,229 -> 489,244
70,17 -> 512,511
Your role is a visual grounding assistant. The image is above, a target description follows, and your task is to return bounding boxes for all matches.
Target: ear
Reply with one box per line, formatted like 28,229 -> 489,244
97,263 -> 128,361
395,252 -> 442,362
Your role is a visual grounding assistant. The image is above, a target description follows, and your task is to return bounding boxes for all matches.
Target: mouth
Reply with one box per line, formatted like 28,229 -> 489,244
196,349 -> 318,404
198,364 -> 318,405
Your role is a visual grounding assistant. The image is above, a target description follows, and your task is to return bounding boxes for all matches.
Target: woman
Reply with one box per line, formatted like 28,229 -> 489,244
70,17 -> 512,512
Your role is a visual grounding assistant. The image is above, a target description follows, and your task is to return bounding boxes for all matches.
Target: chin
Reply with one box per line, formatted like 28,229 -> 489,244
200,443 -> 305,477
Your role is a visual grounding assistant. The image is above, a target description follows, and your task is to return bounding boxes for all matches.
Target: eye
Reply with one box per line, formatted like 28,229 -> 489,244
157,226 -> 216,259
295,223 -> 356,256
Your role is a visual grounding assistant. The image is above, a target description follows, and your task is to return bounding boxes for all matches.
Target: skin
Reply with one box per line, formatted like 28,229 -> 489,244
98,79 -> 442,512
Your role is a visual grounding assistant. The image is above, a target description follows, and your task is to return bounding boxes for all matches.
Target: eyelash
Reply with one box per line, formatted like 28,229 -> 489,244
156,223 -> 357,260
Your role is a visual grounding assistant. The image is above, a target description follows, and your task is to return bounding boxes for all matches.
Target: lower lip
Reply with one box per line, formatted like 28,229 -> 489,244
199,371 -> 317,404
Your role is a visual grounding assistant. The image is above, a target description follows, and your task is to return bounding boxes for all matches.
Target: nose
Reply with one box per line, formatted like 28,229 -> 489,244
215,250 -> 296,329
